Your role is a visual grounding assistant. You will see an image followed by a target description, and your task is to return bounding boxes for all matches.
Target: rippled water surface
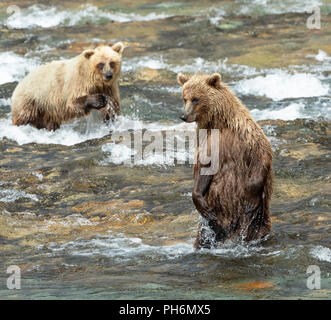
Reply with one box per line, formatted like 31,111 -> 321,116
0,0 -> 330,299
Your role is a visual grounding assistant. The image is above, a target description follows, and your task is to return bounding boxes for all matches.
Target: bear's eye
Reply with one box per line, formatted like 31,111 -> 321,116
192,98 -> 199,104
97,63 -> 105,70
110,62 -> 115,68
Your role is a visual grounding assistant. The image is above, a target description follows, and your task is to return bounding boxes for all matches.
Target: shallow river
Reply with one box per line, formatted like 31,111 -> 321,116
0,0 -> 330,299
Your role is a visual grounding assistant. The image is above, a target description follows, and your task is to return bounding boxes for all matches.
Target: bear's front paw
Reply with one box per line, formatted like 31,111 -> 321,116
85,94 -> 107,110
208,211 -> 217,221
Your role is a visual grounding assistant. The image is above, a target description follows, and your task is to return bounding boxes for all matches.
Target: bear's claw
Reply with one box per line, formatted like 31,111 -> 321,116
208,211 -> 217,221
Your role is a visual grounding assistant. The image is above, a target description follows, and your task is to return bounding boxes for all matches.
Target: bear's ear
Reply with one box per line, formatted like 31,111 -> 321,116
206,73 -> 222,88
112,42 -> 124,55
177,73 -> 189,86
83,50 -> 95,59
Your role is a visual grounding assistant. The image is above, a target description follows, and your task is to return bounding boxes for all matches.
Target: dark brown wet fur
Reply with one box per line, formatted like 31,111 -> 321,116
178,73 -> 273,249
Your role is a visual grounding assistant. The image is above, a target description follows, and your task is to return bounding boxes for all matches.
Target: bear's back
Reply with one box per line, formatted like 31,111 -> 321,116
12,59 -> 72,110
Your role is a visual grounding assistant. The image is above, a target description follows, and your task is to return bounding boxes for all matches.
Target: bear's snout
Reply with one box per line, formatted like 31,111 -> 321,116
180,112 -> 196,123
180,113 -> 188,122
103,72 -> 113,81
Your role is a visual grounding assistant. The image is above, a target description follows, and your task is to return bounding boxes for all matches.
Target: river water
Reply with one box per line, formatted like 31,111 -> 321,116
0,0 -> 330,299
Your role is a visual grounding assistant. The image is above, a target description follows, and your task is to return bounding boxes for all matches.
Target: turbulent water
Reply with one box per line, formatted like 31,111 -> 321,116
0,0 -> 330,299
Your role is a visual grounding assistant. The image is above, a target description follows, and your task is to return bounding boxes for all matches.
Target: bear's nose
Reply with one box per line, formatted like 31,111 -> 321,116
180,113 -> 187,121
104,72 -> 113,81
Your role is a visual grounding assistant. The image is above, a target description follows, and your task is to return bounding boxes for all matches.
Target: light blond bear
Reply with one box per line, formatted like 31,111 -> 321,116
11,42 -> 124,131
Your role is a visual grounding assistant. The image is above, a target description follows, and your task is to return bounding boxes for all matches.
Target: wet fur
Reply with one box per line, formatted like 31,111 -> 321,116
11,43 -> 124,131
178,73 -> 273,249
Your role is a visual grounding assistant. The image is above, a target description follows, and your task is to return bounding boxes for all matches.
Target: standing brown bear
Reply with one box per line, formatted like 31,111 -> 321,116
11,43 -> 124,131
177,73 -> 273,249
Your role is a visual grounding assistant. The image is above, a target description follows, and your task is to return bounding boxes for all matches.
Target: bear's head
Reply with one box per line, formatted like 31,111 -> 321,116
177,73 -> 223,124
83,42 -> 124,85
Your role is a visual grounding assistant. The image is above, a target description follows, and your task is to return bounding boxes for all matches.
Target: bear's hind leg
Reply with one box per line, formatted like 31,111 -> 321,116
12,102 -> 60,131
12,100 -> 45,129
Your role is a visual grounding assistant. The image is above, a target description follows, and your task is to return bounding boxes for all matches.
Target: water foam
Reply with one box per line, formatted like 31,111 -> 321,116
47,231 -> 283,262
252,99 -> 330,121
123,57 -> 169,73
202,243 -> 281,259
0,116 -> 110,146
236,0 -> 323,15
102,141 -> 193,167
3,1 -> 324,30
251,103 -> 305,121
102,143 -> 133,165
0,51 -> 39,85
234,70 -> 329,100
0,104 -> 196,148
48,233 -> 194,262
170,57 -> 258,76
310,50 -> 331,62
101,119 -> 195,166
0,98 -> 11,107
0,188 -> 38,202
45,214 -> 94,228
310,246 -> 331,263
5,4 -> 171,29
124,56 -> 259,78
